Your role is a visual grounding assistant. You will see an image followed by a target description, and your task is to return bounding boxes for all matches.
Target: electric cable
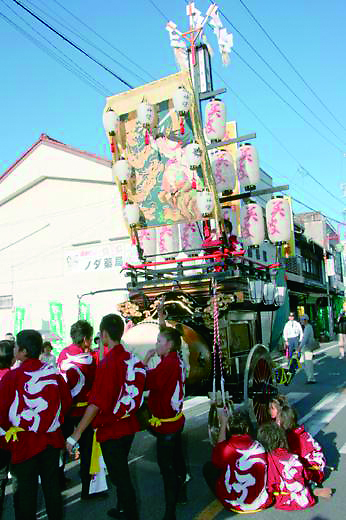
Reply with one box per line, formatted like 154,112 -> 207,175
11,0 -> 134,89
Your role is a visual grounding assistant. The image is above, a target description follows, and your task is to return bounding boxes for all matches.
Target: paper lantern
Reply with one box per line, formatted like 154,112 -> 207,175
209,149 -> 236,193
237,143 -> 260,188
205,99 -> 226,141
240,202 -> 264,247
266,197 -> 292,243
263,282 -> 275,305
124,204 -> 140,227
185,142 -> 202,169
138,228 -> 156,258
112,159 -> 130,184
103,109 -> 119,136
248,279 -> 264,304
137,100 -> 155,127
157,225 -> 179,258
196,191 -> 214,217
172,86 -> 191,135
179,222 -> 203,254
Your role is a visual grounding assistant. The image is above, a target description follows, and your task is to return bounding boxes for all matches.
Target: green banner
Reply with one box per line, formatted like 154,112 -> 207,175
49,302 -> 64,344
79,302 -> 91,322
13,307 -> 26,335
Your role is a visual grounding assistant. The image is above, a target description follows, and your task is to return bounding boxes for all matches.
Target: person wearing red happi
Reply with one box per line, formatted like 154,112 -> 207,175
58,320 -> 96,497
143,325 -> 187,520
257,422 -> 332,510
91,333 -> 109,366
203,410 -> 272,514
66,314 -> 146,520
0,330 -> 72,520
0,340 -> 14,518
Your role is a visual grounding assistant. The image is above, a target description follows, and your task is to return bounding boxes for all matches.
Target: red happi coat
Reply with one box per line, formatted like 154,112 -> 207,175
0,359 -> 72,464
212,434 -> 272,513
0,368 -> 10,451
287,425 -> 326,484
89,344 -> 146,443
267,448 -> 315,510
57,344 -> 96,417
146,352 -> 185,434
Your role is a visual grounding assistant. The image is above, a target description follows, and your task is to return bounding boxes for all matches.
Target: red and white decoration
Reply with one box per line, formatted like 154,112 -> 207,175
205,99 -> 226,141
236,143 -> 260,188
112,159 -> 130,184
172,86 -> 191,135
137,100 -> 155,145
138,228 -> 157,258
209,149 -> 235,193
179,222 -> 203,254
266,197 -> 292,243
240,202 -> 264,247
157,225 -> 180,258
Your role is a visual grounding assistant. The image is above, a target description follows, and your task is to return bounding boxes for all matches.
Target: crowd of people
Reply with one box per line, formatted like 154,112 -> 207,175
0,304 -> 338,520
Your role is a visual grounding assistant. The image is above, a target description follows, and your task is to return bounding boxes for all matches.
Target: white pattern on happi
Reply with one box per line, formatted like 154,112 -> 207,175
59,352 -> 93,398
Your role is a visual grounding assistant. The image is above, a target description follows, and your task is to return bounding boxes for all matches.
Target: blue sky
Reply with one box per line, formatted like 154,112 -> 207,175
1,0 -> 345,231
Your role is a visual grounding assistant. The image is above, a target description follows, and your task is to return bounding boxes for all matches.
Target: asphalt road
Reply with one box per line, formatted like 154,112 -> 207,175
3,340 -> 346,520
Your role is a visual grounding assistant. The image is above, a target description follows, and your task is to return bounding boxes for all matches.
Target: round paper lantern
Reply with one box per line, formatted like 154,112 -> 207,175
236,143 -> 260,188
205,99 -> 226,141
124,204 -> 140,227
138,228 -> 156,258
196,191 -> 214,217
209,149 -> 236,193
157,225 -> 179,259
172,86 -> 191,114
112,159 -> 130,184
103,109 -> 119,136
240,202 -> 264,247
266,197 -> 292,243
185,142 -> 202,169
137,100 -> 155,127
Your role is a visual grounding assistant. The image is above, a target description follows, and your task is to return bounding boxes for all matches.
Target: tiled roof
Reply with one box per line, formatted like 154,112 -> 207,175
0,133 -> 111,182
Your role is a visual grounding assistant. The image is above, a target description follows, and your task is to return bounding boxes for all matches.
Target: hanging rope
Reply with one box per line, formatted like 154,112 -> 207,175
212,278 -> 226,409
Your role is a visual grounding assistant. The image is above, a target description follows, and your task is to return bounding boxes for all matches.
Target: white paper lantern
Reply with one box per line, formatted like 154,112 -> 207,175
196,191 -> 214,217
138,228 -> 156,258
263,282 -> 275,304
172,86 -> 191,113
248,279 -> 264,304
185,142 -> 202,169
112,159 -> 130,183
103,109 -> 119,136
205,99 -> 226,141
209,149 -> 236,193
157,225 -> 180,258
266,197 -> 292,243
179,222 -> 203,254
124,204 -> 140,227
236,143 -> 260,188
240,202 -> 264,247
274,286 -> 286,306
137,100 -> 155,127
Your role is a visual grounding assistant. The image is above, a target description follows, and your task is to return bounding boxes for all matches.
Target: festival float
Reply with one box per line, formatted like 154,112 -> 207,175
102,2 -> 293,442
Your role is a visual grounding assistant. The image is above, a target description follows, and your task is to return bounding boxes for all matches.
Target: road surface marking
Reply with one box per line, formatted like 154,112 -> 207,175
304,393 -> 346,437
340,442 -> 346,454
286,392 -> 309,405
193,499 -> 223,519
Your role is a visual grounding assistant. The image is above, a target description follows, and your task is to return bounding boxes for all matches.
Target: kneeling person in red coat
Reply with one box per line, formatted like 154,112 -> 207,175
203,410 -> 272,513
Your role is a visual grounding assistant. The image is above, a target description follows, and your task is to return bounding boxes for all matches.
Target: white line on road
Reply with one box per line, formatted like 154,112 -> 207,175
286,392 -> 309,405
301,392 -> 346,437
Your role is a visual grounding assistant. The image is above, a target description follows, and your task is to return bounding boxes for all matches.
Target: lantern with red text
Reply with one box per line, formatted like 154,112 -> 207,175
157,225 -> 180,260
138,228 -> 157,258
209,149 -> 236,193
137,100 -> 155,145
236,143 -> 260,190
172,86 -> 191,135
266,197 -> 291,244
205,99 -> 226,141
240,202 -> 264,247
185,142 -> 202,189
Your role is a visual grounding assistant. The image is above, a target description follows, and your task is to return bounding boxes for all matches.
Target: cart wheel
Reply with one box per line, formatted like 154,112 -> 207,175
243,344 -> 277,425
208,401 -> 234,446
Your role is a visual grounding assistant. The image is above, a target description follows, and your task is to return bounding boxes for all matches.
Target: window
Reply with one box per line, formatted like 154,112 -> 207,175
256,249 -> 261,260
263,251 -> 267,262
0,295 -> 13,309
248,248 -> 252,258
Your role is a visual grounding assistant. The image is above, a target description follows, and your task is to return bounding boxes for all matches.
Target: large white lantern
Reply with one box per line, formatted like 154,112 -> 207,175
185,142 -> 202,169
196,190 -> 214,217
138,228 -> 156,258
240,202 -> 264,247
266,197 -> 292,243
124,204 -> 140,227
103,109 -> 119,136
172,86 -> 191,114
236,143 -> 260,188
157,225 -> 180,259
112,159 -> 130,184
179,222 -> 203,254
205,99 -> 226,141
209,149 -> 236,193
137,100 -> 155,127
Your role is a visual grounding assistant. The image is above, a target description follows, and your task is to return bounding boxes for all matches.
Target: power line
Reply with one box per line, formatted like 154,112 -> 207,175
237,0 -> 346,136
12,0 -> 134,89
23,0 -> 150,84
0,7 -> 110,96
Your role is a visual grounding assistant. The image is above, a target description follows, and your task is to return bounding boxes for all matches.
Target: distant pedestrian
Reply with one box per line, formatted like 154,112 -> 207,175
40,341 -> 56,367
336,301 -> 346,359
298,314 -> 316,384
283,312 -> 303,359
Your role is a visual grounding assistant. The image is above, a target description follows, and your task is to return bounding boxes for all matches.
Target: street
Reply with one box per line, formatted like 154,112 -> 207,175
3,340 -> 346,520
